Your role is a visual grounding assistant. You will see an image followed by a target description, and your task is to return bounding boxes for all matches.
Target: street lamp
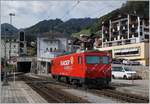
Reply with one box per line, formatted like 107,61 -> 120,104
9,13 -> 15,62
2,27 -> 9,86
9,13 -> 15,24
2,13 -> 15,86
9,13 -> 15,84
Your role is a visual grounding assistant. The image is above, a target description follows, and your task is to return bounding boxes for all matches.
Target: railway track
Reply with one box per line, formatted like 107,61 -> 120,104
19,75 -> 89,103
19,74 -> 149,103
91,89 -> 149,103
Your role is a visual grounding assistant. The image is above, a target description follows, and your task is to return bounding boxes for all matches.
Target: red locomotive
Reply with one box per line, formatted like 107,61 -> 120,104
51,51 -> 112,87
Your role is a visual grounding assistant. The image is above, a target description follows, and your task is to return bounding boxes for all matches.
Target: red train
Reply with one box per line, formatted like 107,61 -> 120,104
51,51 -> 112,87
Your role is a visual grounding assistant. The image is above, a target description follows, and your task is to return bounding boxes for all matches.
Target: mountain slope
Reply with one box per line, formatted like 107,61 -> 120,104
57,18 -> 98,37
25,19 -> 63,34
1,23 -> 19,37
1,18 -> 97,41
24,18 -> 98,38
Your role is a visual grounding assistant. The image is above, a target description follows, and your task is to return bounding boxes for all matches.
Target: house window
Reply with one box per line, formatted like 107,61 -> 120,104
20,43 -> 24,47
145,35 -> 149,39
50,48 -> 52,52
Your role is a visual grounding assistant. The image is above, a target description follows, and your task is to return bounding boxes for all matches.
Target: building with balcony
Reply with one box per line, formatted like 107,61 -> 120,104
95,14 -> 149,66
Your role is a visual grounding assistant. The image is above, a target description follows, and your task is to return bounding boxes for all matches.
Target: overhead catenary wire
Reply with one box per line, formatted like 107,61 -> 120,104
53,0 -> 80,30
61,0 -> 80,20
52,0 -> 119,36
95,1 -> 119,18
53,0 -> 117,30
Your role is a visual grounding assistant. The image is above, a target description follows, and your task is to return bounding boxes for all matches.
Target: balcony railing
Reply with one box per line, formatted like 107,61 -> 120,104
102,38 -> 139,48
144,32 -> 149,35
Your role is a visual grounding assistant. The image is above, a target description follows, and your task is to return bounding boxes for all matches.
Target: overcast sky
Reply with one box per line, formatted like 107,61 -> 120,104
1,0 -> 127,29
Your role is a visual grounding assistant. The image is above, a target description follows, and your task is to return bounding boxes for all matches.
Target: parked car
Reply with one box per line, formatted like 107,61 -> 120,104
112,66 -> 139,79
112,59 -> 123,64
122,60 -> 140,65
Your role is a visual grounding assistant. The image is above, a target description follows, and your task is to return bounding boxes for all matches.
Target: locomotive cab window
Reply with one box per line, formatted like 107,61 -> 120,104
86,56 -> 100,64
102,56 -> 109,64
78,56 -> 82,64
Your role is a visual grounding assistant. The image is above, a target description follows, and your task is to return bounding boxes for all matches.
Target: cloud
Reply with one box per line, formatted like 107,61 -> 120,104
1,0 -> 127,28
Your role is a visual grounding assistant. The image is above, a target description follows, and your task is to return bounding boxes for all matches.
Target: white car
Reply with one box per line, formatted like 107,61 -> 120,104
123,60 -> 140,65
112,66 -> 138,79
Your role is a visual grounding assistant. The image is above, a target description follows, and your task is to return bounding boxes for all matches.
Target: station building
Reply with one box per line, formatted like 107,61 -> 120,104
37,34 -> 68,75
94,14 -> 149,66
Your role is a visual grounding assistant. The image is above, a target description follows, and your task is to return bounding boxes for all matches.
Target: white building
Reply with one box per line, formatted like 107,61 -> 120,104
37,35 -> 68,75
1,31 -> 27,64
1,37 -> 19,64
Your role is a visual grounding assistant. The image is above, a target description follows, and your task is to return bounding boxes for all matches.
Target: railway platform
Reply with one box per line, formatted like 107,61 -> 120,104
1,80 -> 47,103
111,79 -> 149,97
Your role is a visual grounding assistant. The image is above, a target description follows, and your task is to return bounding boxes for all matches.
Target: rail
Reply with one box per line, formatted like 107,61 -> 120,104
19,74 -> 149,103
19,75 -> 88,103
91,89 -> 149,103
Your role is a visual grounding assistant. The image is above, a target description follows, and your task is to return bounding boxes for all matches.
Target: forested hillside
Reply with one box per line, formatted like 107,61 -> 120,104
74,1 -> 149,37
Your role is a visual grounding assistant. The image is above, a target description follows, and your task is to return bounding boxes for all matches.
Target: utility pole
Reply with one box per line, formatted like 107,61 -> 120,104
9,13 -> 15,63
9,13 -> 15,84
2,23 -> 9,86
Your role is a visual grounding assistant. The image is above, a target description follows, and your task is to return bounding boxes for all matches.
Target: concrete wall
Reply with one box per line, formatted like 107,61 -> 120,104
144,42 -> 149,65
36,61 -> 50,75
136,67 -> 149,79
57,37 -> 68,52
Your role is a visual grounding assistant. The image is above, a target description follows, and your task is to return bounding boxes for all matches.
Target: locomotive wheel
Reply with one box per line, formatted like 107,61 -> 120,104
112,75 -> 115,79
103,81 -> 110,88
56,76 -> 61,81
65,77 -> 70,84
123,75 -> 128,79
82,84 -> 88,89
52,75 -> 56,79
71,79 -> 80,87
